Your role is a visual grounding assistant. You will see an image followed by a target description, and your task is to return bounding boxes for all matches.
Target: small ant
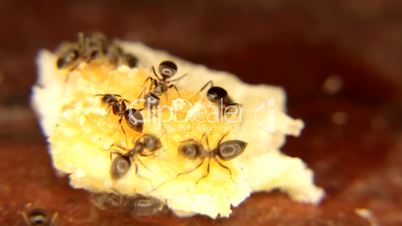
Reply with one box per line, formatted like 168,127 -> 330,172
197,81 -> 242,117
177,133 -> 247,184
128,195 -> 165,216
90,192 -> 164,216
96,94 -> 144,134
22,208 -> 57,226
109,134 -> 162,180
56,32 -> 108,70
56,32 -> 138,71
139,60 -> 187,110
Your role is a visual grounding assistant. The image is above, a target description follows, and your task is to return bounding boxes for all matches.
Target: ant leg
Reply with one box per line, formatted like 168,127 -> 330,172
118,118 -> 128,147
137,80 -> 150,100
180,138 -> 197,144
168,84 -> 182,98
177,159 -> 205,178
167,73 -> 188,83
152,66 -> 163,80
107,144 -> 127,160
216,132 -> 230,146
165,88 -> 169,103
200,132 -> 208,147
50,212 -> 59,226
136,156 -> 150,171
149,159 -> 204,193
21,211 -> 29,226
137,86 -> 147,100
198,80 -> 213,94
121,99 -> 129,107
133,161 -> 152,183
139,151 -> 156,157
205,133 -> 210,150
214,158 -> 236,184
94,93 -> 116,112
196,158 -> 211,185
78,32 -> 85,49
190,80 -> 213,101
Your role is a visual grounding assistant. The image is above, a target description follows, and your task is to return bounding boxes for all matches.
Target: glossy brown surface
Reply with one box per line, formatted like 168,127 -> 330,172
0,1 -> 402,225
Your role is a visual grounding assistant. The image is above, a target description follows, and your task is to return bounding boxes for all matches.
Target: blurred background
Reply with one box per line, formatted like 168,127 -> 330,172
0,0 -> 401,225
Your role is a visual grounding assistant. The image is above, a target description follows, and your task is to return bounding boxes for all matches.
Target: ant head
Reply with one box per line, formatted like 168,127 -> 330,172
179,139 -> 203,160
141,134 -> 161,152
96,93 -> 119,104
158,61 -> 177,78
216,140 -> 247,161
207,86 -> 228,102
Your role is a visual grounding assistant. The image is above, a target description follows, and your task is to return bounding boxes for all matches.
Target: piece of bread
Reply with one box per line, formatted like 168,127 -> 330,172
31,38 -> 324,218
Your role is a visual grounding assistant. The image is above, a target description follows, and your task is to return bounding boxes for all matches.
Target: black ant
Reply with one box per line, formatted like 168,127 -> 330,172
177,133 -> 247,184
128,194 -> 165,216
139,60 -> 187,110
197,81 -> 243,117
109,134 -> 162,180
91,192 -> 164,216
22,208 -> 58,226
56,32 -> 137,71
56,32 -> 108,70
96,94 -> 144,134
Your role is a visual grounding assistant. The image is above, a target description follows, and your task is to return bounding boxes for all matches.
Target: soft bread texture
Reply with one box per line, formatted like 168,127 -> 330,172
31,41 -> 324,218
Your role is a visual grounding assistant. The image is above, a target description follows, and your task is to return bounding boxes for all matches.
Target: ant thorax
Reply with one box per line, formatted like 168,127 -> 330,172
144,93 -> 160,107
132,142 -> 145,154
154,80 -> 168,95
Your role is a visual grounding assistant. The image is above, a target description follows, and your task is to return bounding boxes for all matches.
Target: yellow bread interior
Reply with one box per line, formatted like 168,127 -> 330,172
31,41 -> 324,218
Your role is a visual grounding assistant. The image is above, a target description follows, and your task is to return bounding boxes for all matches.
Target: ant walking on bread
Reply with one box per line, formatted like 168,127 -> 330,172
177,133 -> 247,184
108,134 -> 162,180
138,60 -> 187,111
150,133 -> 247,192
196,81 -> 243,120
96,94 -> 144,145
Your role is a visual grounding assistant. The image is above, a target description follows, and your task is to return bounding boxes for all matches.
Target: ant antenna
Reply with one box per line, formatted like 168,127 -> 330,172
151,66 -> 163,80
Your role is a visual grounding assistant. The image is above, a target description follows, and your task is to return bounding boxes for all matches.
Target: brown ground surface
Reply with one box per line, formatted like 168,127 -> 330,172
0,1 -> 401,225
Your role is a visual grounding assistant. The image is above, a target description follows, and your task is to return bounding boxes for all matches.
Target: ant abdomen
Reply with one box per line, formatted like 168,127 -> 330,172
207,86 -> 230,104
110,155 -> 131,180
158,61 -> 178,78
124,108 -> 144,133
216,140 -> 247,161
